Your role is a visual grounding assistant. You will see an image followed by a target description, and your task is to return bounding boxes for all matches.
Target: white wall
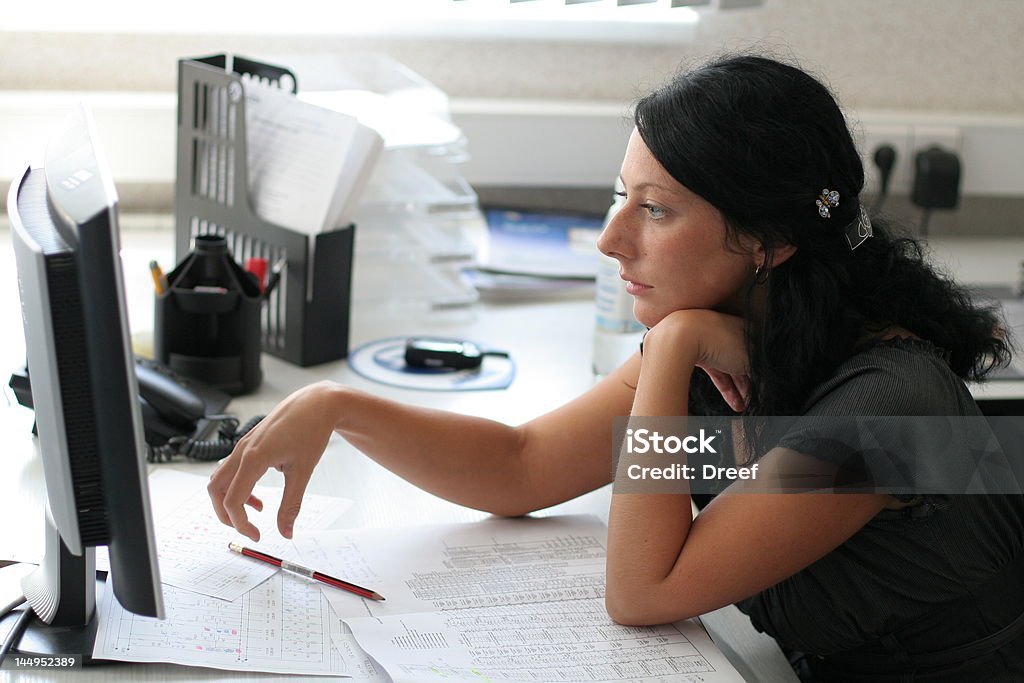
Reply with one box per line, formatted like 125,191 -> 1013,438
1,0 -> 1022,112
1,0 -> 1022,218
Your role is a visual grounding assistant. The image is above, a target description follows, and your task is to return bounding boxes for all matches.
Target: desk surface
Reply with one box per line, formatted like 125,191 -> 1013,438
0,304 -> 798,683
0,226 -> 800,682
2,225 -> 1023,682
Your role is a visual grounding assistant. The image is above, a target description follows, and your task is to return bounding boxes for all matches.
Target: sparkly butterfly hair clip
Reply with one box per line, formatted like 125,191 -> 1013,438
816,188 -> 840,218
814,188 -> 873,250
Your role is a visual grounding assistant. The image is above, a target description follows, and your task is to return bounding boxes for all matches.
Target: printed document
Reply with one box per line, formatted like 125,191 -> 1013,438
99,470 -> 353,601
292,514 -> 607,619
93,571 -> 385,679
292,515 -> 743,682
93,511 -> 743,680
244,81 -> 382,234
345,598 -> 745,683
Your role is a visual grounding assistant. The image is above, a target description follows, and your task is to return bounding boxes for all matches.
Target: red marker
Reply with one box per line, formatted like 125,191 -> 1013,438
244,258 -> 269,293
227,542 -> 384,601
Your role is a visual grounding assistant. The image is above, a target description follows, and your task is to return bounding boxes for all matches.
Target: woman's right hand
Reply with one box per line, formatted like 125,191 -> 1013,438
207,380 -> 344,542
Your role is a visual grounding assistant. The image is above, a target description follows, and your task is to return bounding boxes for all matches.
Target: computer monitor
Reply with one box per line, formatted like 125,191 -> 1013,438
3,104 -> 164,657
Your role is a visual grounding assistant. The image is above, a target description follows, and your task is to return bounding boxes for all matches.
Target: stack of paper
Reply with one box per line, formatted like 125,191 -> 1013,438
243,79 -> 383,236
94,505 -> 745,682
92,471 -> 383,678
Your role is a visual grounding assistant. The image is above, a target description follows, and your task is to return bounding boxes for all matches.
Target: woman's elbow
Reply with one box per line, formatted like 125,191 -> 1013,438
605,592 -> 664,626
604,585 -> 699,626
469,496 -> 540,519
604,584 -> 650,625
483,504 -> 537,518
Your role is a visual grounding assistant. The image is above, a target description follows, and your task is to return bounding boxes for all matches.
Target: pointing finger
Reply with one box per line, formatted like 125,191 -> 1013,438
223,454 -> 271,542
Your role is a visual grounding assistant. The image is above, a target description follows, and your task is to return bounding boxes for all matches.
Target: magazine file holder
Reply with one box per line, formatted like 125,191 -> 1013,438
175,54 -> 354,367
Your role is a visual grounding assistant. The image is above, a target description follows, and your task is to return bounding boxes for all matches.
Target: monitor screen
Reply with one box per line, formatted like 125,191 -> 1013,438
5,103 -> 164,655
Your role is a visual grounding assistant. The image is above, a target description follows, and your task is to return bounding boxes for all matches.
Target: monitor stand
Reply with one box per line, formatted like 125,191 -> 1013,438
0,594 -> 101,660
0,507 -> 104,661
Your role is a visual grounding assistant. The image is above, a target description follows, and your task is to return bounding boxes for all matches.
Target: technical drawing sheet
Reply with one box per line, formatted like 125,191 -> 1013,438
292,514 -> 608,619
344,598 -> 744,683
93,571 -> 386,679
98,470 -> 353,601
153,470 -> 352,601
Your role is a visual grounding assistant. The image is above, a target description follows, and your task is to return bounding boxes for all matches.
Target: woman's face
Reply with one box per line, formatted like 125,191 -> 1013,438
597,129 -> 758,328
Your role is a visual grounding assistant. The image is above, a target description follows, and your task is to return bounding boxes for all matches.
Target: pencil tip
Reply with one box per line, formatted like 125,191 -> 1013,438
372,593 -> 385,601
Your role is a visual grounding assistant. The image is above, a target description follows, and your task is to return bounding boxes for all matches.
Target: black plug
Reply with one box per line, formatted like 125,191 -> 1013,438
911,145 -> 961,237
871,144 -> 897,211
912,145 -> 961,210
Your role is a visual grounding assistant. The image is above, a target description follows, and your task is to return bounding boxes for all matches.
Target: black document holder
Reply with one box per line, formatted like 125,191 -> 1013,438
175,54 -> 355,367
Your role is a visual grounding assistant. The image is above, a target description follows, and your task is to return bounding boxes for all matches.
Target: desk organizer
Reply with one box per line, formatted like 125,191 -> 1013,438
175,54 -> 355,367
155,235 -> 262,395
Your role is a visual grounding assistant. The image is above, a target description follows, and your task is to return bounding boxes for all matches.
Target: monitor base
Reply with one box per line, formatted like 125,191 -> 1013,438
0,569 -> 107,664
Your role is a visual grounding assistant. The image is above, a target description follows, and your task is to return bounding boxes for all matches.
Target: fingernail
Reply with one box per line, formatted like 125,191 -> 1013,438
283,524 -> 293,539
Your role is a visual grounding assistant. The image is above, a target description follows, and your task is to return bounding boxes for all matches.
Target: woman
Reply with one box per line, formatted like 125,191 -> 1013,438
208,55 -> 1023,681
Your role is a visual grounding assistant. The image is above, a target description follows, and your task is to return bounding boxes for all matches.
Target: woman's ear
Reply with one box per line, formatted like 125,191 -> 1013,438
752,243 -> 798,272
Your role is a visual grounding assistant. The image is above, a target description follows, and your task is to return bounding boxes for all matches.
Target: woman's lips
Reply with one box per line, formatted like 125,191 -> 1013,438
624,279 -> 653,295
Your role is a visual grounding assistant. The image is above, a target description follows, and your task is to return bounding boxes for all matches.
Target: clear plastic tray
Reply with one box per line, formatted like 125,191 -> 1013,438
357,150 -> 478,214
285,53 -> 464,152
351,258 -> 478,311
354,213 -> 479,263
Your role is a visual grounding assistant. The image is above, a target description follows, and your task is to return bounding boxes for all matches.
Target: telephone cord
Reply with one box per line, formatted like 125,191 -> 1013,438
146,415 -> 264,463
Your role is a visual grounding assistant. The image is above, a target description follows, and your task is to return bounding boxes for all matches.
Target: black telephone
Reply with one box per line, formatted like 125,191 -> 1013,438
135,359 -> 212,442
9,358 -> 261,463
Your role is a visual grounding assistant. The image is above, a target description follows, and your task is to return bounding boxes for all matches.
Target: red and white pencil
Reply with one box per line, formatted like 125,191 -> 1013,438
228,542 -> 385,601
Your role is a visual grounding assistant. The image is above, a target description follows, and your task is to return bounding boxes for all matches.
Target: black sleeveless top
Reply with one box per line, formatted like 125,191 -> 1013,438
734,338 -> 1024,681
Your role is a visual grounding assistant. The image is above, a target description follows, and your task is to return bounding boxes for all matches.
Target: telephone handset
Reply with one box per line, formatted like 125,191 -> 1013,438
9,359 -> 261,463
135,361 -> 208,442
131,358 -> 264,463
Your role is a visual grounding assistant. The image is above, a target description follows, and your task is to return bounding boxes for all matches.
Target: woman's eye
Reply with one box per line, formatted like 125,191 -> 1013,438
642,203 -> 667,220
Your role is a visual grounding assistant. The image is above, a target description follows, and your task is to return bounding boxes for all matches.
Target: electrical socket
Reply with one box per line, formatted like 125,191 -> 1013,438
860,123 -> 913,197
859,124 -> 963,197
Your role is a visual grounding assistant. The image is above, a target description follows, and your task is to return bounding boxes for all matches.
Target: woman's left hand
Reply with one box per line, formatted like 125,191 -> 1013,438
641,309 -> 752,412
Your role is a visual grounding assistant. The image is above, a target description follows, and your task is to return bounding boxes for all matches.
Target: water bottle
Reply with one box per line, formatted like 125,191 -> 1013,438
592,192 -> 645,377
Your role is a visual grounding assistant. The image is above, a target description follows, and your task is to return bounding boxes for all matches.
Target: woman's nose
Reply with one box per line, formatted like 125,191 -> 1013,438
597,207 -> 629,259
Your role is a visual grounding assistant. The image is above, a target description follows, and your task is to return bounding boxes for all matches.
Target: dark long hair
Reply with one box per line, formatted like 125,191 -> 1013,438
634,55 -> 1011,454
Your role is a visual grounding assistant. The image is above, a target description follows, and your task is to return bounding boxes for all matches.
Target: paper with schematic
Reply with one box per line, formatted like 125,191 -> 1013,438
296,515 -> 745,682
92,470 -> 381,677
292,514 -> 609,619
93,572 -> 385,678
96,469 -> 353,601
93,510 -> 741,680
344,598 -> 744,683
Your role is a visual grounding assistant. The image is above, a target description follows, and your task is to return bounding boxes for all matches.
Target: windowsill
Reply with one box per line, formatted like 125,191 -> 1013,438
2,2 -> 700,46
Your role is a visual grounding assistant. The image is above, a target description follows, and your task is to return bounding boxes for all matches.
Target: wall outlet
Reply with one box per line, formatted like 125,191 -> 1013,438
859,123 -> 913,196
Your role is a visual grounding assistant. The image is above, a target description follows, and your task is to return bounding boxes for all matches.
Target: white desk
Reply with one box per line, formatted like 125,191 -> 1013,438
2,226 -> 1023,682
0,226 -> 798,682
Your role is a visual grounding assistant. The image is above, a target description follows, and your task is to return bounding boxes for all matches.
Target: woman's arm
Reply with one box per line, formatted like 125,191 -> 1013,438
209,353 -> 641,541
329,349 -> 641,515
605,310 -> 889,625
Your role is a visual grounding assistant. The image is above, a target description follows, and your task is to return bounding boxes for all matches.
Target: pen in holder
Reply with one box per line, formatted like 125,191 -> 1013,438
155,235 -> 263,395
